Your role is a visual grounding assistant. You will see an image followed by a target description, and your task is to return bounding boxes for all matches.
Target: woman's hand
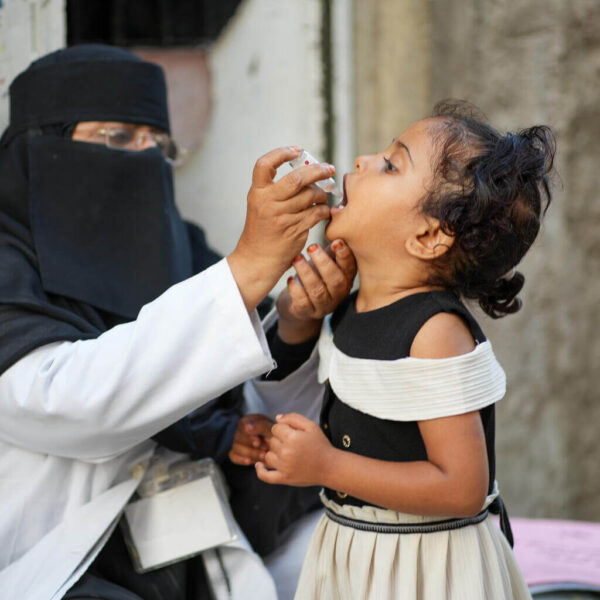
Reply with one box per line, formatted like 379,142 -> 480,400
276,239 -> 356,343
255,413 -> 335,487
228,413 -> 274,466
228,147 -> 334,312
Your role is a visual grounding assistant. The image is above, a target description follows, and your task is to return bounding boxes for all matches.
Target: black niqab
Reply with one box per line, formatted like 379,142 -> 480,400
0,45 -> 220,374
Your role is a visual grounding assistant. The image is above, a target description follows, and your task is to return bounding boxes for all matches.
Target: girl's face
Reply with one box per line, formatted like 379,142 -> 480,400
326,118 -> 439,262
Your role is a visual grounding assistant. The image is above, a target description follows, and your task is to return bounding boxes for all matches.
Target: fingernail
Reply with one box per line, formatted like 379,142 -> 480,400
276,414 -> 283,420
287,276 -> 294,284
324,164 -> 335,174
331,240 -> 344,252
307,243 -> 319,253
293,254 -> 304,264
289,145 -> 300,153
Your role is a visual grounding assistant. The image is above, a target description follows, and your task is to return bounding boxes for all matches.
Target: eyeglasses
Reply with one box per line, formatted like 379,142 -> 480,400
95,126 -> 179,161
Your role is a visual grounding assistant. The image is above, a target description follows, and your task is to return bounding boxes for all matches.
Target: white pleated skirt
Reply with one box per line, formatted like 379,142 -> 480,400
294,492 -> 532,600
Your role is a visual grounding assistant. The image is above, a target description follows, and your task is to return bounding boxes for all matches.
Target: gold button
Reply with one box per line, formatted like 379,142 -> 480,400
342,434 -> 351,448
336,491 -> 348,499
323,423 -> 329,430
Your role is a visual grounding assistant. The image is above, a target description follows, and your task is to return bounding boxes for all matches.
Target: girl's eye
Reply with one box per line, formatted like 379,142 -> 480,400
383,156 -> 398,172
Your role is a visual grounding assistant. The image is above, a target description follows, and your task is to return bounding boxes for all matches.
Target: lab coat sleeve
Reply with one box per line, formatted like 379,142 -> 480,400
0,259 -> 275,461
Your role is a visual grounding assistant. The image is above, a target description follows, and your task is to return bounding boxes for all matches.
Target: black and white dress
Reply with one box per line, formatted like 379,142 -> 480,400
294,291 -> 531,600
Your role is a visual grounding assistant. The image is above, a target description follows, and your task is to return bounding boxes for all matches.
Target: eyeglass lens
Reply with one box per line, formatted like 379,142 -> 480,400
104,128 -> 177,159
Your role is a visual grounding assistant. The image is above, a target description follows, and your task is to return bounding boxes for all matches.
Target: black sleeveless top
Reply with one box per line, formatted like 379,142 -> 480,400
321,290 -> 496,507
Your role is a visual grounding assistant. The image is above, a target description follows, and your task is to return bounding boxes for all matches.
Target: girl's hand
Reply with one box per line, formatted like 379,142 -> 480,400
255,413 -> 335,487
228,147 -> 333,312
276,240 -> 356,343
228,414 -> 274,466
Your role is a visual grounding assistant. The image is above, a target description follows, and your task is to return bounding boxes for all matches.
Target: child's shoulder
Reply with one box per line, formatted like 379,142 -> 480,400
410,291 -> 486,358
410,311 -> 476,359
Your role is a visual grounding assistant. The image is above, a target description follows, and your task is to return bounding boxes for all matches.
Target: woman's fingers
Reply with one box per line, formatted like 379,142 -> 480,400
252,146 -> 301,187
289,242 -> 355,318
277,185 -> 328,213
329,239 -> 357,282
229,442 -> 265,465
272,163 -> 336,200
229,414 -> 274,465
234,426 -> 266,449
309,243 -> 354,297
296,203 -> 331,232
241,414 -> 274,439
300,248 -> 339,300
286,274 -> 314,315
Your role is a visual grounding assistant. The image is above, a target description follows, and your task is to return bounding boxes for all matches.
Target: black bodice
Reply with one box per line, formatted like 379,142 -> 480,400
320,290 -> 496,508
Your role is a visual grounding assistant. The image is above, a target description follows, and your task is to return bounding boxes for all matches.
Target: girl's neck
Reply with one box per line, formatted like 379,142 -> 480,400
354,261 -> 442,313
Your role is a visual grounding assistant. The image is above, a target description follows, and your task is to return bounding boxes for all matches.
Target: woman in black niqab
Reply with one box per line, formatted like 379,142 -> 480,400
0,46 -> 322,595
0,44 -> 220,374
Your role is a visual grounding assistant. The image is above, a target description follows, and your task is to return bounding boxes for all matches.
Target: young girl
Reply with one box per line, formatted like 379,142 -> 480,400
235,100 -> 554,599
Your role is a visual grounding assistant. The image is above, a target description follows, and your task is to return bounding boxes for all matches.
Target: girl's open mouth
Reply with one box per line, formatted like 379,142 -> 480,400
330,175 -> 348,215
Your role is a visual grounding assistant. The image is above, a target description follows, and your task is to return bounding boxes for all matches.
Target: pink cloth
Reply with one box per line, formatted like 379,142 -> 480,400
510,517 -> 600,589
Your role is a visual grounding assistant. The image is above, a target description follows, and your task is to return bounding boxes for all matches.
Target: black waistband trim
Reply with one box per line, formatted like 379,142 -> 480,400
324,507 -> 489,534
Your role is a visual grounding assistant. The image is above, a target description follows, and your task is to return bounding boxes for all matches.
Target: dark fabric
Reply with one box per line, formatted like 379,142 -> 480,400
64,573 -> 143,600
2,44 -> 169,145
489,496 -> 515,548
330,290 -> 486,359
0,45 -> 212,374
321,290 -> 497,507
28,137 -> 192,318
72,525 -> 212,600
262,325 -> 318,381
222,461 -> 321,557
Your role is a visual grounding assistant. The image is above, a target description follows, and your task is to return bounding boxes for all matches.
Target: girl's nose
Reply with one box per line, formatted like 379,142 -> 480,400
354,154 -> 369,171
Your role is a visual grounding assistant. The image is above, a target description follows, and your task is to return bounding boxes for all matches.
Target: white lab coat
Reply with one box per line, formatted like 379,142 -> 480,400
0,259 -> 287,600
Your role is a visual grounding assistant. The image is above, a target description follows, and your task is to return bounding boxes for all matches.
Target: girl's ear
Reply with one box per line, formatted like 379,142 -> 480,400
405,218 -> 454,261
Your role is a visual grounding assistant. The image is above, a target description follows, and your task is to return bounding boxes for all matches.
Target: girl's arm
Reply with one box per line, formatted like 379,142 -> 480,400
256,312 -> 490,518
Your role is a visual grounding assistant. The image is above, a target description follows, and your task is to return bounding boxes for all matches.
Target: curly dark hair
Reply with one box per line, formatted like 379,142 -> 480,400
421,99 -> 556,318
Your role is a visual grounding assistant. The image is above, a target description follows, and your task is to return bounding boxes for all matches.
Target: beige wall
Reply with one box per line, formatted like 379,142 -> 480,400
354,0 -> 432,153
354,0 -> 600,520
174,0 -> 327,286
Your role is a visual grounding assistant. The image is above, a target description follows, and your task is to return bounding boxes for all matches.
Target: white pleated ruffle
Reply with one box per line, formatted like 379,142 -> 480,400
294,491 -> 531,600
317,315 -> 506,421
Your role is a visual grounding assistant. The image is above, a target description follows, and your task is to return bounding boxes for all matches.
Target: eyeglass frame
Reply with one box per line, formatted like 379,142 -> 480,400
94,126 -> 180,162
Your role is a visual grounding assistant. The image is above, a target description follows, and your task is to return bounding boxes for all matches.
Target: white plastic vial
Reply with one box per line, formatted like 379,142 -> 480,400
289,150 -> 342,198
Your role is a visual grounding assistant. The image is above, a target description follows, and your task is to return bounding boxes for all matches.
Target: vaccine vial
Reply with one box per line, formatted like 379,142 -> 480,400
289,150 -> 342,198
